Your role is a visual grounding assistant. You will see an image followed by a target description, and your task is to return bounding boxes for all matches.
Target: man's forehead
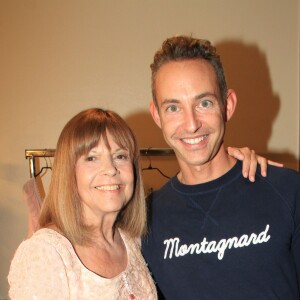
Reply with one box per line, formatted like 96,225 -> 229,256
155,60 -> 220,97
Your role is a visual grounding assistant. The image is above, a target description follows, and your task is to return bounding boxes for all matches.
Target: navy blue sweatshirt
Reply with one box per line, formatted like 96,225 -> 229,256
142,161 -> 300,299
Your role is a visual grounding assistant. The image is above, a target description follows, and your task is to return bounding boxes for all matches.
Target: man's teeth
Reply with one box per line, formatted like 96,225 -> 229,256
95,185 -> 120,191
183,135 -> 208,145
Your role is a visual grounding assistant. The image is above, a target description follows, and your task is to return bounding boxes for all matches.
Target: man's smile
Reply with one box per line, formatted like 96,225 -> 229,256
181,134 -> 208,145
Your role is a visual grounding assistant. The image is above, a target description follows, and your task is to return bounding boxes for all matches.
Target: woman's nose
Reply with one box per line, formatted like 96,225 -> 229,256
101,159 -> 118,176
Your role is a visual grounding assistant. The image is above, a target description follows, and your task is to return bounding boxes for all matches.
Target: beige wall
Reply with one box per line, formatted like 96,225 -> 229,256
0,0 -> 299,297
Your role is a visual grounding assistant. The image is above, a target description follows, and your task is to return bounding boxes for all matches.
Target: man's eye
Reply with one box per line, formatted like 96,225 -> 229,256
200,100 -> 213,108
166,105 -> 179,112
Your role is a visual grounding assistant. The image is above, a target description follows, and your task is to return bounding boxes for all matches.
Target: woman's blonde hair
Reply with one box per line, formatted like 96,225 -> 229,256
39,108 -> 146,244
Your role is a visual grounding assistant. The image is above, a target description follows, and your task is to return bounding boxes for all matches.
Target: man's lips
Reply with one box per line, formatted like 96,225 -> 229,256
181,134 -> 208,145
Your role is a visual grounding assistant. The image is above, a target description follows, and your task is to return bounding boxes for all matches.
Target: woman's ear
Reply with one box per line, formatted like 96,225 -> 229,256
226,89 -> 237,122
149,100 -> 162,128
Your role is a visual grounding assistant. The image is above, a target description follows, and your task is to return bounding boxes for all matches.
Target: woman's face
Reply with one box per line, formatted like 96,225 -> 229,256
75,131 -> 134,223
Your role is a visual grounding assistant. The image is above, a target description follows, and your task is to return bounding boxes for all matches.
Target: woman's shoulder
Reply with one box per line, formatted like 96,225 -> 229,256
8,229 -> 73,299
12,228 -> 76,266
28,228 -> 71,248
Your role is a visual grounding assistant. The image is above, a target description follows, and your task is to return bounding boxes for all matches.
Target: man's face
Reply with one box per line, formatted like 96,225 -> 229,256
150,59 -> 232,170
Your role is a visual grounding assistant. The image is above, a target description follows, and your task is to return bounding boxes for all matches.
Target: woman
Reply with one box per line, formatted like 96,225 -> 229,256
8,108 -> 157,299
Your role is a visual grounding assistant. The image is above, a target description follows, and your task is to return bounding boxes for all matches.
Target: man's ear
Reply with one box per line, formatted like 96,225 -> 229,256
149,100 -> 162,128
225,89 -> 237,122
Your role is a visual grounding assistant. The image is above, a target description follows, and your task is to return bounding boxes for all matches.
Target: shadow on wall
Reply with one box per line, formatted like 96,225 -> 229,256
217,40 -> 299,170
125,111 -> 168,148
125,111 -> 179,194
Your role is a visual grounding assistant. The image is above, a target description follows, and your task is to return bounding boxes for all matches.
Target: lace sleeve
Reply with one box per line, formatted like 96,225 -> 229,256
8,237 -> 70,300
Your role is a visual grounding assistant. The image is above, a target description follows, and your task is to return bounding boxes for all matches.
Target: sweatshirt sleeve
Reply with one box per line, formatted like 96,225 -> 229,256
8,238 -> 70,300
292,182 -> 300,290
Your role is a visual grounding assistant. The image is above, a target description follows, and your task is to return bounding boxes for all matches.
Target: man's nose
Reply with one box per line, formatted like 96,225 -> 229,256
184,109 -> 202,133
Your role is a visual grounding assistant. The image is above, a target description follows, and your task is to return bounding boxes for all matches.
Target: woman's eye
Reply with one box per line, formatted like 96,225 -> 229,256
113,148 -> 130,160
166,105 -> 179,112
115,153 -> 129,160
86,156 -> 96,162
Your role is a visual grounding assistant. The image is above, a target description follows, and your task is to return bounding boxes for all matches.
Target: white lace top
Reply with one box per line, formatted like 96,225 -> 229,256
8,228 -> 157,299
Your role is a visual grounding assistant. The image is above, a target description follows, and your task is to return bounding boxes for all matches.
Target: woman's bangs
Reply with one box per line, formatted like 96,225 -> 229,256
107,124 -> 136,160
74,121 -> 106,158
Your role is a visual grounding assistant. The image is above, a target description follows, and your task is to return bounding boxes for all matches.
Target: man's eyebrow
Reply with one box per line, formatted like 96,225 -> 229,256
161,98 -> 180,106
161,92 -> 217,105
194,92 -> 218,100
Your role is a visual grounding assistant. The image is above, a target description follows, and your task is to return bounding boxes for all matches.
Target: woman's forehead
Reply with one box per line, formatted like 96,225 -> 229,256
93,132 -> 129,151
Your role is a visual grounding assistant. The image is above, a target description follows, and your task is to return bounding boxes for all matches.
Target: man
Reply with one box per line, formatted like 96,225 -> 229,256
142,35 -> 300,299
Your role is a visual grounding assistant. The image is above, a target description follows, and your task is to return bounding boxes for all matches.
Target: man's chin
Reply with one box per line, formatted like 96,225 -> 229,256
178,154 -> 211,168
